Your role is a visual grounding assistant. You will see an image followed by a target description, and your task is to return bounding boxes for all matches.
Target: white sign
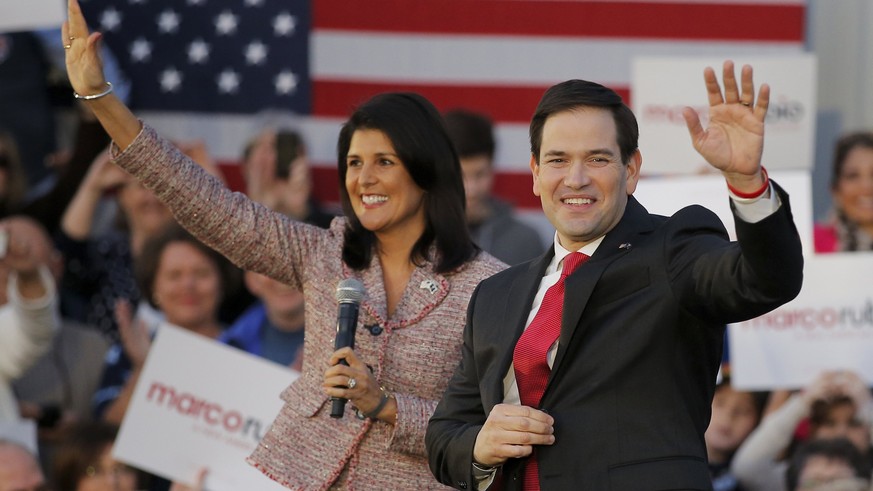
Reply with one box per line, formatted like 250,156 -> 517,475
632,55 -> 817,175
730,253 -> 873,390
114,324 -> 298,491
633,169 -> 815,256
0,1 -> 65,31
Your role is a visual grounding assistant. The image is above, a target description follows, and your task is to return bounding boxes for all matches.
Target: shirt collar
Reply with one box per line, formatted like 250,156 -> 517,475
547,234 -> 604,275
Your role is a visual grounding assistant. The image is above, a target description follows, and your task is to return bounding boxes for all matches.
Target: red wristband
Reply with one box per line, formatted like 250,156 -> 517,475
727,167 -> 769,199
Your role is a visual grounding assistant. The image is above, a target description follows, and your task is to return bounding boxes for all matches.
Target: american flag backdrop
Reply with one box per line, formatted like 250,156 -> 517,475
79,0 -> 807,212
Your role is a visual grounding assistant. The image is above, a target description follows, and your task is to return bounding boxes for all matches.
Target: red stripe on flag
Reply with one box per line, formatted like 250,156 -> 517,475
313,80 -> 631,123
314,1 -> 804,42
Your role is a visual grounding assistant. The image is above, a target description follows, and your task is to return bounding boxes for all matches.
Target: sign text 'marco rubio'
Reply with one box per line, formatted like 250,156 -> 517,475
146,381 -> 266,442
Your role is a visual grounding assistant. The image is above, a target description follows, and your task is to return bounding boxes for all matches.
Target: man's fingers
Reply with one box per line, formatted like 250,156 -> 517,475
703,67 -> 723,107
491,403 -> 553,424
682,107 -> 704,145
721,60 -> 739,104
484,405 -> 555,442
492,442 -> 535,460
754,83 -> 770,121
740,64 -> 755,106
474,423 -> 555,466
499,414 -> 554,437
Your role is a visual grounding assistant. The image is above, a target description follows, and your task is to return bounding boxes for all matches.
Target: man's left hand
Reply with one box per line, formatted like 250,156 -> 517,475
683,60 -> 770,193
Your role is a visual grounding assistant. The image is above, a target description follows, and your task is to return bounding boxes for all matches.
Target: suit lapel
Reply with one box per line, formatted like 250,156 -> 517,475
548,197 -> 654,382
486,251 -> 553,407
352,252 -> 449,330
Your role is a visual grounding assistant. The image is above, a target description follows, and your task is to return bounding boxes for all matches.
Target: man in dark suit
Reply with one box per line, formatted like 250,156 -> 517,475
426,61 -> 804,491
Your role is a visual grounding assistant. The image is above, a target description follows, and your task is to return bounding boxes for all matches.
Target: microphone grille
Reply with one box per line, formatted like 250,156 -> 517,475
336,278 -> 365,304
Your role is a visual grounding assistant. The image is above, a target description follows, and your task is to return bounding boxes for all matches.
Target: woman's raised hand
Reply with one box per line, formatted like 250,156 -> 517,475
62,0 -> 109,98
61,0 -> 145,150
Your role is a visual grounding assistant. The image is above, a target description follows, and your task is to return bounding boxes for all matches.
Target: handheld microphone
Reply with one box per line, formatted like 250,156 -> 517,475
330,278 -> 365,418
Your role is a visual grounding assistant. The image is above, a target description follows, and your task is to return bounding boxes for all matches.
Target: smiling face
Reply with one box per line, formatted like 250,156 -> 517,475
705,385 -> 761,463
344,129 -> 426,242
531,108 -> 641,251
152,241 -> 222,333
833,145 -> 873,232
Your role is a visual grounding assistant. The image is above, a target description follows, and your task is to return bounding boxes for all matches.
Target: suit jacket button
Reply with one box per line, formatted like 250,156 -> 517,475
457,480 -> 468,489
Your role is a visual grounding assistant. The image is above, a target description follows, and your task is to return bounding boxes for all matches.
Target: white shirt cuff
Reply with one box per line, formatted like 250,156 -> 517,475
730,182 -> 781,224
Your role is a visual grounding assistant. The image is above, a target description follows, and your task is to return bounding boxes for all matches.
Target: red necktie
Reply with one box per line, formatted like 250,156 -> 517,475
513,251 -> 589,491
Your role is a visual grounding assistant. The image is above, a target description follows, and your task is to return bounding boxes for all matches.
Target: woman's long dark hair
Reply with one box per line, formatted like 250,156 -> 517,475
337,93 -> 477,273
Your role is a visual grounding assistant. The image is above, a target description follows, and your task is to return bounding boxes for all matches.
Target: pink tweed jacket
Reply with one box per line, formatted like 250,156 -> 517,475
112,125 -> 507,490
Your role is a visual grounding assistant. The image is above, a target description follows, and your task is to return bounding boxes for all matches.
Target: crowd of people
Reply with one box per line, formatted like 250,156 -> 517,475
0,1 -> 871,490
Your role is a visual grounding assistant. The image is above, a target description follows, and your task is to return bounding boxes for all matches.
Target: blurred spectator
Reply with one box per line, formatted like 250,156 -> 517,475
0,32 -> 55,189
785,438 -> 871,491
0,438 -> 46,491
241,128 -> 334,228
706,378 -> 769,491
815,132 -> 873,252
93,224 -> 239,424
220,271 -> 305,369
732,370 -> 873,491
222,128 -> 335,369
168,468 -> 206,491
51,421 -> 139,491
0,131 -> 28,216
13,318 -> 111,442
0,216 -> 60,423
58,141 -> 227,340
0,106 -> 109,234
0,27 -> 127,199
443,109 -> 544,265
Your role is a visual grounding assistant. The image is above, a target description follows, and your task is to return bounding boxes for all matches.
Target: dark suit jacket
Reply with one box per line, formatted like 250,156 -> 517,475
426,185 -> 803,491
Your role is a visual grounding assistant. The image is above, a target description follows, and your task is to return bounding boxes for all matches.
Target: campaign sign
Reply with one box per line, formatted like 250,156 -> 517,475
730,253 -> 873,390
1,1 -> 65,31
632,55 -> 817,175
633,169 -> 814,256
114,323 -> 298,491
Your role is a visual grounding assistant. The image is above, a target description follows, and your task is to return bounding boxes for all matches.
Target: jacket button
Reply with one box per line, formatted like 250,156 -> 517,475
457,480 -> 468,489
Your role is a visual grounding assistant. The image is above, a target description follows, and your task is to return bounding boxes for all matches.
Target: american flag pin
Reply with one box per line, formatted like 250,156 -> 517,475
619,243 -> 632,250
420,279 -> 439,294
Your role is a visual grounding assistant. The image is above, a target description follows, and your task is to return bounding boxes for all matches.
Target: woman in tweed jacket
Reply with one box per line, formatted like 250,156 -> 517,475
63,2 -> 506,489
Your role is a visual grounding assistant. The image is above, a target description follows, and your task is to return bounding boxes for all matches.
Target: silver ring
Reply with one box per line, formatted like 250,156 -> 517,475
347,377 -> 357,389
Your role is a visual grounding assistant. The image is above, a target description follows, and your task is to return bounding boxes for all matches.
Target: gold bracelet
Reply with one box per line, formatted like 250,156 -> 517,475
74,82 -> 113,100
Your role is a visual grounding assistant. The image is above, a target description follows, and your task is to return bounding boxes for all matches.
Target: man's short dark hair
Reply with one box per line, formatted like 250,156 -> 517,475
443,109 -> 495,161
529,80 -> 639,165
785,438 -> 871,491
